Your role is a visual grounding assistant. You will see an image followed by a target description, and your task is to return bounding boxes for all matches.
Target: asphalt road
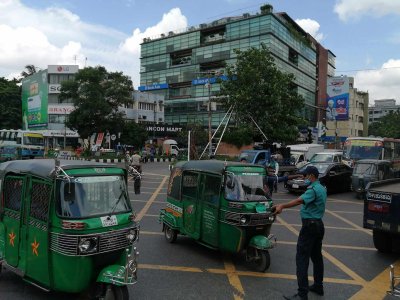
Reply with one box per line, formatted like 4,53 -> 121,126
1,161 -> 399,299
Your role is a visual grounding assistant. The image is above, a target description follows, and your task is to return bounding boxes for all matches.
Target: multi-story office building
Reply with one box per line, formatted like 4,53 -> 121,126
21,65 -> 165,149
323,77 -> 369,146
139,5 -> 335,129
368,99 -> 399,123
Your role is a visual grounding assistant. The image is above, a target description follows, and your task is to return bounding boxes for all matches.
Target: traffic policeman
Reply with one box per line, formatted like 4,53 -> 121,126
272,165 -> 327,300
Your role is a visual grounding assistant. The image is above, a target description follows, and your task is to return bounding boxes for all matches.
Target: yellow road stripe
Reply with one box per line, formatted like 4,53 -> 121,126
131,199 -> 165,204
130,191 -> 167,195
277,216 -> 367,285
139,263 -> 362,286
274,221 -> 366,232
325,209 -> 372,236
136,176 -> 168,221
277,240 -> 376,251
328,198 -> 364,205
350,259 -> 400,299
141,230 -> 163,235
140,263 -> 202,273
329,210 -> 362,214
223,254 -> 245,300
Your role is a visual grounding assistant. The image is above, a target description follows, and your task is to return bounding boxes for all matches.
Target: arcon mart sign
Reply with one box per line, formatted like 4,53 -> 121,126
145,125 -> 183,133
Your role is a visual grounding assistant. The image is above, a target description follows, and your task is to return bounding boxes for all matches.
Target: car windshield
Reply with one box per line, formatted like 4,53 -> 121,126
343,145 -> 382,160
298,163 -> 330,175
310,153 -> 334,163
354,163 -> 377,175
224,172 -> 268,201
238,152 -> 256,163
56,175 -> 130,218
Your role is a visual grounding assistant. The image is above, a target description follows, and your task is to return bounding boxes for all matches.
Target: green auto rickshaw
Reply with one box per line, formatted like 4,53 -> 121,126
0,159 -> 139,299
159,160 -> 276,272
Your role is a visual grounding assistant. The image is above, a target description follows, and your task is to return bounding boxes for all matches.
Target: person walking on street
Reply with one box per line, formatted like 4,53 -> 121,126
125,150 -> 131,171
272,166 -> 327,300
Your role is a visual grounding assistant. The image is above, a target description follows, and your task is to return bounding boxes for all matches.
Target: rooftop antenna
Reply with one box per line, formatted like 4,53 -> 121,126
85,57 -> 87,67
73,55 -> 77,65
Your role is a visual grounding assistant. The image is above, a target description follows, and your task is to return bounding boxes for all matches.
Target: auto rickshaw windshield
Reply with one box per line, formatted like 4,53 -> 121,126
354,163 -> 377,175
225,172 -> 268,201
56,175 -> 130,218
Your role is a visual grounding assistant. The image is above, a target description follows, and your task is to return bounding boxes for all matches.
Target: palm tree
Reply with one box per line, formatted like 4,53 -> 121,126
20,64 -> 38,78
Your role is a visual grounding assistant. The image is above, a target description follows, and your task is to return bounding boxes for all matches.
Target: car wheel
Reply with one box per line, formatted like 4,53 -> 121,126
373,230 -> 392,253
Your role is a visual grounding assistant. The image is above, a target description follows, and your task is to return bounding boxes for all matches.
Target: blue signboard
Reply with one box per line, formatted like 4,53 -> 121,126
138,83 -> 169,91
192,75 -> 228,86
326,93 -> 349,121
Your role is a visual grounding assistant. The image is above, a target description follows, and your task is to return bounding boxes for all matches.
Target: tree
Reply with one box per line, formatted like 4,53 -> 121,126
220,44 -> 306,144
177,122 -> 208,160
59,66 -> 133,143
119,121 -> 148,148
368,110 -> 400,138
0,77 -> 22,129
20,64 -> 38,78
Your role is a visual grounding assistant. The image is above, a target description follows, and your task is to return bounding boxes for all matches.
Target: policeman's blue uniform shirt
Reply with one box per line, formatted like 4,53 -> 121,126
299,180 -> 327,219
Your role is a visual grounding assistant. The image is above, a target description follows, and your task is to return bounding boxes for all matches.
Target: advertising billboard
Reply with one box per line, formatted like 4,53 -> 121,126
326,76 -> 349,121
21,70 -> 48,129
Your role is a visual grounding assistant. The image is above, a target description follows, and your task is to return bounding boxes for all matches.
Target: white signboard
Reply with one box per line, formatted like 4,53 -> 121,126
47,65 -> 79,74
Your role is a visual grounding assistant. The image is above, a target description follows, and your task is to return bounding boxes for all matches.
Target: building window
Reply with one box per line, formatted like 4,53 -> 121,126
288,47 -> 298,66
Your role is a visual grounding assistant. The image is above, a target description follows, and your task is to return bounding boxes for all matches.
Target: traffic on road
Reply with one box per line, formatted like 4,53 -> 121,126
0,161 -> 399,300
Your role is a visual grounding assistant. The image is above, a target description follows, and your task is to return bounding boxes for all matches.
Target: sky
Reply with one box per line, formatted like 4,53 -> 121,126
1,0 -> 400,106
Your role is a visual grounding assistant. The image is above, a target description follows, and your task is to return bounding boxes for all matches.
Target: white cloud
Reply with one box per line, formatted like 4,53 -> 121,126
354,59 -> 400,105
295,18 -> 324,42
0,0 -> 188,88
334,0 -> 400,22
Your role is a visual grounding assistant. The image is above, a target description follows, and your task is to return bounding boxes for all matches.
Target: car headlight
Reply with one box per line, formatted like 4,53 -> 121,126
78,237 -> 98,254
126,229 -> 138,243
240,215 -> 249,225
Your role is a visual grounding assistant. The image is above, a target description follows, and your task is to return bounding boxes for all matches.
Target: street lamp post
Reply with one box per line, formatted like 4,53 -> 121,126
153,100 -> 157,143
63,108 -> 67,150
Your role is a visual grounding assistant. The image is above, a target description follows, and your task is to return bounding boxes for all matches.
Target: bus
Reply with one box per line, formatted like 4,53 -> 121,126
0,129 -> 45,159
343,137 -> 400,170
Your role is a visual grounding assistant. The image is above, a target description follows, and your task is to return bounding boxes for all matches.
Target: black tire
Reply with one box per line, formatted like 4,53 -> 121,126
252,250 -> 271,272
95,284 -> 129,300
164,225 -> 177,243
373,230 -> 392,253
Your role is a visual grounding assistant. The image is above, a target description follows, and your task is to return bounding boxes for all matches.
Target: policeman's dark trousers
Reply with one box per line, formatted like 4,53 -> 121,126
296,219 -> 325,297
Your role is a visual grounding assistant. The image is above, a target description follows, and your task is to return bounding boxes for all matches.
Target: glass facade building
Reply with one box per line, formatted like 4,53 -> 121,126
139,7 -> 335,128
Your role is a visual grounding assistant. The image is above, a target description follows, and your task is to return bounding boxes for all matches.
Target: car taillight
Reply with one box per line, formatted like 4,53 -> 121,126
368,202 -> 389,213
62,220 -> 86,230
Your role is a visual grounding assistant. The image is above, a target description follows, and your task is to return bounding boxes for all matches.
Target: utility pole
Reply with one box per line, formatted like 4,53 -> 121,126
207,77 -> 212,157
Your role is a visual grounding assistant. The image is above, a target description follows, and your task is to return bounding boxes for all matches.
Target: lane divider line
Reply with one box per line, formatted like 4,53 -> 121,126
136,176 -> 168,221
277,216 -> 367,285
223,254 -> 245,300
325,209 -> 372,236
349,259 -> 400,300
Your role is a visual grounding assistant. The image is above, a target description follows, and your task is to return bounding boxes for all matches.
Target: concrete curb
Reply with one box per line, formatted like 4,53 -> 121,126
62,157 -> 175,163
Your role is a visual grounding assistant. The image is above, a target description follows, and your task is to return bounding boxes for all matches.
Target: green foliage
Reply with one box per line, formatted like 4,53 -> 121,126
20,64 -> 38,79
119,121 -> 148,148
220,44 -> 306,144
222,126 -> 254,148
368,110 -> 400,138
59,66 -> 133,140
0,78 -> 22,129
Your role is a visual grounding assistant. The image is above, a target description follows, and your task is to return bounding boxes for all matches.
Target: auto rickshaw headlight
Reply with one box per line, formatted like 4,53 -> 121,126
126,229 -> 138,243
78,237 -> 98,254
240,215 -> 249,225
268,215 -> 275,222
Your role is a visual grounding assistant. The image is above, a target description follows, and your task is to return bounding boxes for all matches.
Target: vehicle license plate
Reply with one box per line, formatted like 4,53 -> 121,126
100,215 -> 118,227
292,184 -> 299,189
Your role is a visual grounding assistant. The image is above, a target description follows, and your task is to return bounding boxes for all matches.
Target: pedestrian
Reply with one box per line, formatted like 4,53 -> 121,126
125,150 -> 131,171
268,155 -> 279,192
272,165 -> 327,300
263,172 -> 302,197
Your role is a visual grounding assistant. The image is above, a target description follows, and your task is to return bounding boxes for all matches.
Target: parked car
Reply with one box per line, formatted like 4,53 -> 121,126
309,152 -> 343,163
286,162 -> 353,194
352,159 -> 394,199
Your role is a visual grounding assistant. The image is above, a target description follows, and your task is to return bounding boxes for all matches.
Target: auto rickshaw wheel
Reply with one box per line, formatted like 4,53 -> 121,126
250,249 -> 270,272
101,284 -> 129,300
164,225 -> 177,243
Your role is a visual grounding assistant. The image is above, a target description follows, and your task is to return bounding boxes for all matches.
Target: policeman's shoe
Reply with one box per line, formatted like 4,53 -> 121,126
283,293 -> 308,300
309,284 -> 324,296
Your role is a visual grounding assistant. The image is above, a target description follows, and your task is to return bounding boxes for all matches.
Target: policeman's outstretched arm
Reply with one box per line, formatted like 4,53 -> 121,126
272,197 -> 304,215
